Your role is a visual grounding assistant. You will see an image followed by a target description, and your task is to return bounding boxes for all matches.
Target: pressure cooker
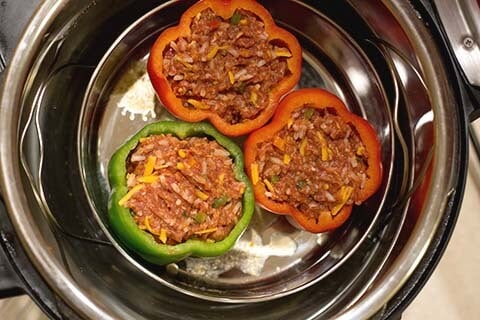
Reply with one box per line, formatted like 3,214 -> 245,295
1,0 -> 479,319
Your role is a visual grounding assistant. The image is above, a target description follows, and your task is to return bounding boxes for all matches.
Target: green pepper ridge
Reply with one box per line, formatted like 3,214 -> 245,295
108,121 -> 255,265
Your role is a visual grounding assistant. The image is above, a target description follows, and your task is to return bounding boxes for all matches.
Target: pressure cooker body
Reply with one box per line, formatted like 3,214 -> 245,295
0,0 -> 475,319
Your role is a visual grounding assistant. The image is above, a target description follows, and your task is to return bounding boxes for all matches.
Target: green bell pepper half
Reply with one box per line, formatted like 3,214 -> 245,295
108,121 -> 255,265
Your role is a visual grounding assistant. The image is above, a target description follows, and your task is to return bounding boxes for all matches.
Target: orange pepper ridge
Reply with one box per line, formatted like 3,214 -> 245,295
147,0 -> 302,136
243,88 -> 383,233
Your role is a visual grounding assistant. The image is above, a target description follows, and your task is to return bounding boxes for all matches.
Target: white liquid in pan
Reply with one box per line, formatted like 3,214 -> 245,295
185,228 -> 297,278
112,57 -> 157,121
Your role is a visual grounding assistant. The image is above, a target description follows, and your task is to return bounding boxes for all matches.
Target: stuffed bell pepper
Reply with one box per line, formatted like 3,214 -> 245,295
147,0 -> 302,136
108,121 -> 254,265
244,88 -> 382,233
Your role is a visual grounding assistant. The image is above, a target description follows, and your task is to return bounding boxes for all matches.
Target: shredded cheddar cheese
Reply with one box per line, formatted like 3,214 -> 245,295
331,186 -> 354,216
175,56 -> 193,69
263,179 -> 275,193
187,99 -> 209,110
317,132 -> 332,161
218,173 -> 225,185
321,146 -> 330,161
143,156 -> 156,176
356,146 -> 365,156
194,227 -> 218,235
144,215 -> 159,236
228,71 -> 235,84
195,189 -> 209,201
118,184 -> 144,207
250,91 -> 258,105
178,149 -> 187,158
316,132 -> 326,144
159,229 -> 168,244
273,48 -> 292,58
207,45 -> 229,60
299,138 -> 307,156
137,175 -> 159,183
176,162 -> 185,170
251,163 -> 259,185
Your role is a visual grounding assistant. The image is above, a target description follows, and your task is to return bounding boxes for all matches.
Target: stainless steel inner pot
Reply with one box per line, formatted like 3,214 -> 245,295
0,0 -> 467,319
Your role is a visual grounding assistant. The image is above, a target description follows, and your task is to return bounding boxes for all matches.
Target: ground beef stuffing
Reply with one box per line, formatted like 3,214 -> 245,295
162,8 -> 292,124
122,134 -> 245,245
255,106 -> 370,221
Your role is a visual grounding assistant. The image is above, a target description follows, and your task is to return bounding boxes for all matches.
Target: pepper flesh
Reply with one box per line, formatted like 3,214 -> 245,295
147,0 -> 302,137
244,88 -> 383,233
108,121 -> 254,265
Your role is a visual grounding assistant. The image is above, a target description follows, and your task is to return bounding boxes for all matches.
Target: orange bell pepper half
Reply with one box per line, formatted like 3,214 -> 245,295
147,0 -> 302,136
244,88 -> 383,233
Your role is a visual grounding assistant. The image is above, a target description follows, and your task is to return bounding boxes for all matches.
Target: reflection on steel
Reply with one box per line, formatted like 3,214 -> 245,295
434,0 -> 480,87
365,37 -> 434,238
18,56 -> 109,246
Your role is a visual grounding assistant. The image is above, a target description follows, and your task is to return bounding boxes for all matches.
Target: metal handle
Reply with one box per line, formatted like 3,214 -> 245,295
0,201 -> 77,319
0,238 -> 24,298
433,0 -> 480,88
429,0 -> 480,121
0,0 -> 43,76
0,202 -> 24,298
